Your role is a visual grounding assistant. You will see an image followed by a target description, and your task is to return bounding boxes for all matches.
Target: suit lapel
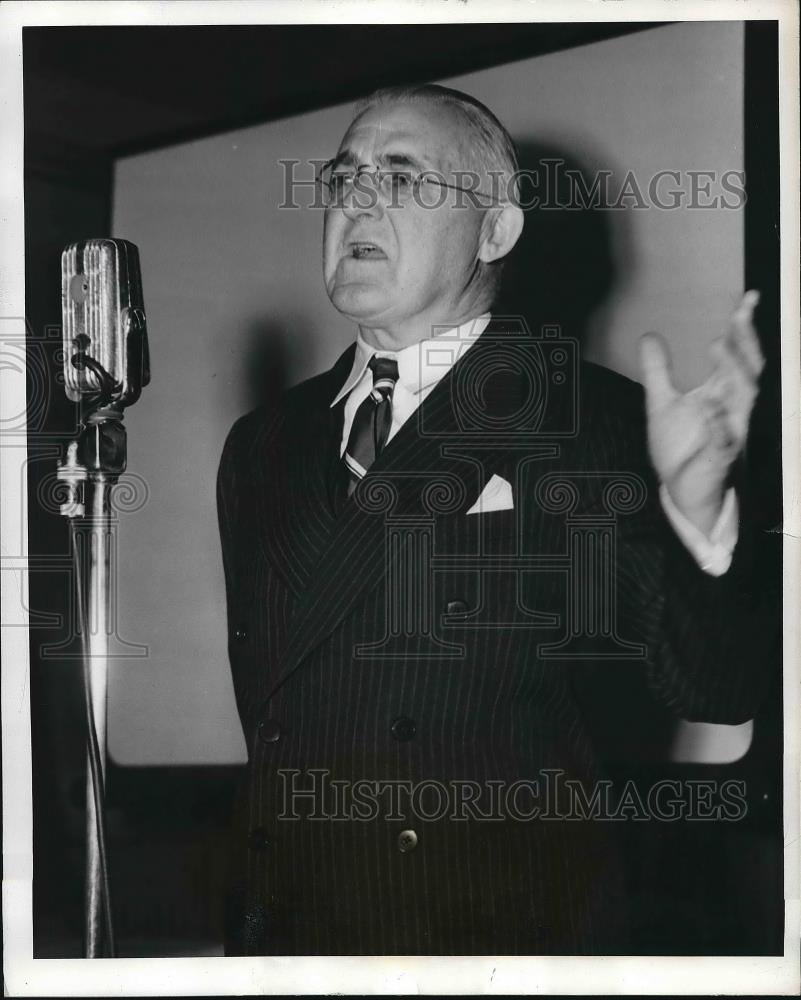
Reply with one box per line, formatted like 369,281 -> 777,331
266,321 -> 549,696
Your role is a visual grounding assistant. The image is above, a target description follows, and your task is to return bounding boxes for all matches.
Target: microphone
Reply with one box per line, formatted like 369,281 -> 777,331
57,238 -> 151,958
61,238 -> 150,406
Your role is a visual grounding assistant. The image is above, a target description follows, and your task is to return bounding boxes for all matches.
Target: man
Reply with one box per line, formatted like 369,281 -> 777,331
217,84 -> 771,955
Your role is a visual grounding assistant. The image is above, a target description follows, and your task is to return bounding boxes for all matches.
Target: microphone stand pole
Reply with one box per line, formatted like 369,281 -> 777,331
58,403 -> 126,958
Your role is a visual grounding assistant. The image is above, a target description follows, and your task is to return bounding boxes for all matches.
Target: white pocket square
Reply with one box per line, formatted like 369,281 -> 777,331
466,474 -> 514,515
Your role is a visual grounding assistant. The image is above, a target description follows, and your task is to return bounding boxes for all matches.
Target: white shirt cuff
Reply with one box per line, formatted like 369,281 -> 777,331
658,485 -> 739,577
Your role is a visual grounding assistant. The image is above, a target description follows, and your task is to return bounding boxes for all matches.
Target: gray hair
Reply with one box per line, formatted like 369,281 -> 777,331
352,83 -> 520,206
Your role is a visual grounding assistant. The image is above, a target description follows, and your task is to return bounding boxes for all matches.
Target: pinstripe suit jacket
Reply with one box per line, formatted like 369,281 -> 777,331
217,319 -> 770,955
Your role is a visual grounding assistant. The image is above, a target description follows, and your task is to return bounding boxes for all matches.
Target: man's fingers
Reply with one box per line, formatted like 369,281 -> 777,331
701,356 -> 754,449
707,336 -> 742,394
639,332 -> 677,410
708,293 -> 763,412
729,289 -> 765,378
710,312 -> 760,399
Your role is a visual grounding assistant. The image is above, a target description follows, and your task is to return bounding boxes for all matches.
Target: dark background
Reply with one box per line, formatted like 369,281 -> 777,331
23,21 -> 782,957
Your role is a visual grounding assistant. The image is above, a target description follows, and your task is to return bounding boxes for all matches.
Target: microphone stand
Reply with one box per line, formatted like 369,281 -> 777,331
57,400 -> 126,958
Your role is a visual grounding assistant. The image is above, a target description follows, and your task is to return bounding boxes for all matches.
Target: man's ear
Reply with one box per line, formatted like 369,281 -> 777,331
477,204 -> 524,265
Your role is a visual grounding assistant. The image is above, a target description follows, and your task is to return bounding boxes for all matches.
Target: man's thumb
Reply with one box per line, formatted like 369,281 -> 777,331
638,332 -> 677,409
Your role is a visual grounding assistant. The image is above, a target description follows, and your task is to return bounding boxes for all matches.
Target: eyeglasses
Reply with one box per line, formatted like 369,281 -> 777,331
316,159 -> 503,208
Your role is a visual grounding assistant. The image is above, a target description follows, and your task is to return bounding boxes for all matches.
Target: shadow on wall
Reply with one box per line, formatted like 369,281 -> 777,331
241,317 -> 291,411
495,139 -> 636,352
240,310 -> 349,410
499,139 -> 678,765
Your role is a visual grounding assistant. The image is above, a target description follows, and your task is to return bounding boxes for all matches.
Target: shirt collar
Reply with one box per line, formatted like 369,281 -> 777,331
330,313 -> 492,407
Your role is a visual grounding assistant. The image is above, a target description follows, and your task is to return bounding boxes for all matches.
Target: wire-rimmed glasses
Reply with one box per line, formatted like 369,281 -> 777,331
316,159 -> 504,208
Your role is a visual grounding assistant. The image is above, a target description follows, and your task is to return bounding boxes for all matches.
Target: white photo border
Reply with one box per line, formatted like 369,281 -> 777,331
2,0 -> 798,995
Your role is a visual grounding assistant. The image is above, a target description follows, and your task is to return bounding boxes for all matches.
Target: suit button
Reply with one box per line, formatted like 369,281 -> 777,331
257,719 -> 282,744
445,599 -> 467,614
248,827 -> 271,851
234,625 -> 248,643
390,716 -> 416,742
397,829 -> 418,853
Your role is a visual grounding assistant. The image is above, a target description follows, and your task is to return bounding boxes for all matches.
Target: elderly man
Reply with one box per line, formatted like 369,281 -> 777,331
217,84 -> 770,955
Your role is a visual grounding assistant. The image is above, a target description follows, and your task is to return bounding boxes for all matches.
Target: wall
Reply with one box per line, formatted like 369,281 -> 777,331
109,21 -> 745,765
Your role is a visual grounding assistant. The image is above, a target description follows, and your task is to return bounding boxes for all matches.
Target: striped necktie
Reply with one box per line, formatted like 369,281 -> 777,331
344,355 -> 399,495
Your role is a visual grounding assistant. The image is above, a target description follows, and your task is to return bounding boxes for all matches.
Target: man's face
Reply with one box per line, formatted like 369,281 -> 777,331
322,100 -> 486,344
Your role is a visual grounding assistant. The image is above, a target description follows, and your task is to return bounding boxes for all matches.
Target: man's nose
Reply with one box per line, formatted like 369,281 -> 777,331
341,174 -> 384,220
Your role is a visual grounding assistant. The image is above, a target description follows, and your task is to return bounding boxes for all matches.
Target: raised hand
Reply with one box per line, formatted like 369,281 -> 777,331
638,290 -> 764,536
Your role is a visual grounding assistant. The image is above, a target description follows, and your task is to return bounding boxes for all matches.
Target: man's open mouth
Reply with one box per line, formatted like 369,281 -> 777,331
349,242 -> 386,259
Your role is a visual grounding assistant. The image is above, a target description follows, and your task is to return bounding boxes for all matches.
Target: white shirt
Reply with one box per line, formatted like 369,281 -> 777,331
331,314 -> 737,576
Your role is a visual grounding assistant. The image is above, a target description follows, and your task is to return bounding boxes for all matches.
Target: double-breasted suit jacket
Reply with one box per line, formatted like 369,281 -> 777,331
217,318 -> 770,955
